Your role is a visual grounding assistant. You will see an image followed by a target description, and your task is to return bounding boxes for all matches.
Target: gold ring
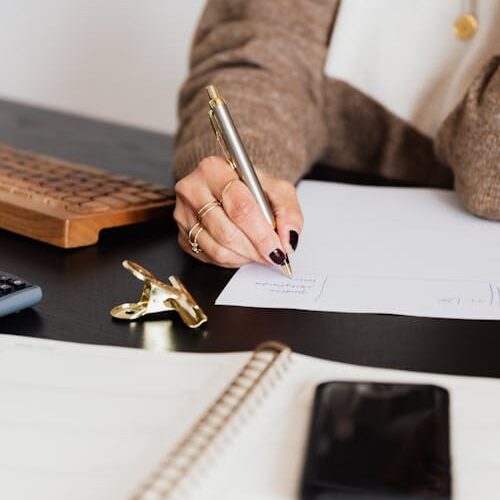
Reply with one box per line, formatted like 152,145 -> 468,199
188,223 -> 204,254
220,178 -> 238,199
197,200 -> 222,222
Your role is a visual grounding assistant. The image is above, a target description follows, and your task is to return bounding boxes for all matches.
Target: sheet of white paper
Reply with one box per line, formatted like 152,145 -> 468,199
0,335 -> 247,500
216,181 -> 500,319
1,335 -> 500,500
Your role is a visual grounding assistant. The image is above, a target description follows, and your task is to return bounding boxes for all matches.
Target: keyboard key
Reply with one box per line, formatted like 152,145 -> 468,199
10,186 -> 31,197
66,204 -> 90,214
63,195 -> 90,203
44,197 -> 66,208
94,196 -> 129,208
139,191 -> 167,201
121,186 -> 143,194
114,192 -> 145,204
79,189 -> 107,198
79,201 -> 110,212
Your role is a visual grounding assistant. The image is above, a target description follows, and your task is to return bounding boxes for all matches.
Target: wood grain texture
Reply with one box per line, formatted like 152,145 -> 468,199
0,143 -> 175,247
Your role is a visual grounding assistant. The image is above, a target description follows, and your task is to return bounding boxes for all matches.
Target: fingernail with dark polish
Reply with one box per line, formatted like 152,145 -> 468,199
289,230 -> 299,251
269,248 -> 286,265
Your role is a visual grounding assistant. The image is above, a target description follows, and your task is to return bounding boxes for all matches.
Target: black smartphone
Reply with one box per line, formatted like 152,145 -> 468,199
301,382 -> 451,500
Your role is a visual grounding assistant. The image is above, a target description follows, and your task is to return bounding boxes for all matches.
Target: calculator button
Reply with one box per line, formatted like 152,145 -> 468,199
11,279 -> 26,289
0,270 -> 42,317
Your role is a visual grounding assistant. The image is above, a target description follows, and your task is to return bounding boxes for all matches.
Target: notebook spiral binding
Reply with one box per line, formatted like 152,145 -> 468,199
133,341 -> 292,500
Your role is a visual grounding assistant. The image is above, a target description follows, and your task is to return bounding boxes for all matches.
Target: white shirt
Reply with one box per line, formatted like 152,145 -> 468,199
324,0 -> 500,137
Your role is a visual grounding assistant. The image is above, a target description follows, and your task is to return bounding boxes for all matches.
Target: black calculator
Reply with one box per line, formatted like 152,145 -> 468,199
0,271 -> 42,317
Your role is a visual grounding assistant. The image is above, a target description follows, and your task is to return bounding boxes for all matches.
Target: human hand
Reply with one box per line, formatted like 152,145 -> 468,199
173,156 -> 303,268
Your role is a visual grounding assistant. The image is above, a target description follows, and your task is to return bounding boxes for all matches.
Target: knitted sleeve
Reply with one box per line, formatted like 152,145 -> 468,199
173,0 -> 337,183
436,56 -> 500,220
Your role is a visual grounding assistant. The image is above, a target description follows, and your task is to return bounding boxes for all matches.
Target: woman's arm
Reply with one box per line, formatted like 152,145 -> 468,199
173,0 -> 337,182
171,0 -> 337,269
436,56 -> 500,220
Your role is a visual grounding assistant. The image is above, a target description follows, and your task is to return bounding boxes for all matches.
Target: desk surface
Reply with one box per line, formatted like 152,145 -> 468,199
1,98 -> 499,378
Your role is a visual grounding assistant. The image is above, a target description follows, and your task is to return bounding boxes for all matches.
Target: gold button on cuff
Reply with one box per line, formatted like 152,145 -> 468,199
453,14 -> 478,40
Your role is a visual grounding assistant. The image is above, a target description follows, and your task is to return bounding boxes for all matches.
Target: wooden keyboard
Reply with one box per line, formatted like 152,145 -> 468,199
0,144 -> 175,248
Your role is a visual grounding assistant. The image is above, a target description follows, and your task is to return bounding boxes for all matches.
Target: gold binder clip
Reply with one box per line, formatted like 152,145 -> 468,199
110,260 -> 208,328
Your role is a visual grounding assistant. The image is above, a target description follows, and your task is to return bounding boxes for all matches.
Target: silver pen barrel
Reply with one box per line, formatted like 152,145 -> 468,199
207,86 -> 275,228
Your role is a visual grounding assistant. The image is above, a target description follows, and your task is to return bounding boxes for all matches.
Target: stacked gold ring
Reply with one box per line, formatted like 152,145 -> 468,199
197,199 -> 222,222
188,222 -> 204,254
188,199 -> 223,254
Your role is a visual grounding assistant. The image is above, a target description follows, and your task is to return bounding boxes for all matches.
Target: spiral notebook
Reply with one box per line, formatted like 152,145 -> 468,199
133,341 -> 292,499
1,335 -> 499,500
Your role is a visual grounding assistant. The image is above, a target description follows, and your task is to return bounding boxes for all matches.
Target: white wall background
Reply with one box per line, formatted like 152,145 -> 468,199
0,0 -> 206,134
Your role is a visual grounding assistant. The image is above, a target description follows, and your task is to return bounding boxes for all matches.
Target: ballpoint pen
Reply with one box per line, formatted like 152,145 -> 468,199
206,84 -> 292,278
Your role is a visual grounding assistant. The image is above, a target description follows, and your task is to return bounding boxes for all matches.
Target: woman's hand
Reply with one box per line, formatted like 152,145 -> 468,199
173,156 -> 303,268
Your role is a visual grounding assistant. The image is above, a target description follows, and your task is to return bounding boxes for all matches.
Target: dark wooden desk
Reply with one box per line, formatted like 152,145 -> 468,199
1,99 -> 499,377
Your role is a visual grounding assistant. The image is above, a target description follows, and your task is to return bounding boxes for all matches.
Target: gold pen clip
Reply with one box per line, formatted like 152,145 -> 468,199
208,109 -> 237,172
110,260 -> 208,328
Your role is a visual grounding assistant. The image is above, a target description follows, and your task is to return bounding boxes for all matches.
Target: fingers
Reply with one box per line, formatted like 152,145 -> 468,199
174,155 -> 303,269
175,201 -> 251,267
175,160 -> 264,263
177,229 -> 251,268
174,157 -> 263,267
221,179 -> 287,265
199,201 -> 265,263
260,172 -> 304,254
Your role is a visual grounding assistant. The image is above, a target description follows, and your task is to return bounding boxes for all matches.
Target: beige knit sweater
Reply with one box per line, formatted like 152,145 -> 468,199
174,0 -> 500,220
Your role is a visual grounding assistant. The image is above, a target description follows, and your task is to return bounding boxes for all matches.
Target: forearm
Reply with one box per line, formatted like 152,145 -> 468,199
174,0 -> 336,183
436,56 -> 500,220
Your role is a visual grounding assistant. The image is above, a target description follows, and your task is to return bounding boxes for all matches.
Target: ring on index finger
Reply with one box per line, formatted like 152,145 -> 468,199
220,178 -> 238,200
197,199 -> 222,223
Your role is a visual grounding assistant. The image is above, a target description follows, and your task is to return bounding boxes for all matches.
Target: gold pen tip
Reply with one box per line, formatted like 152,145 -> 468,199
281,257 -> 293,279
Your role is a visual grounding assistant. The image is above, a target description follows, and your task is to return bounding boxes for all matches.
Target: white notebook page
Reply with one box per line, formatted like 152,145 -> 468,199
1,335 -> 499,499
0,335 -> 246,500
